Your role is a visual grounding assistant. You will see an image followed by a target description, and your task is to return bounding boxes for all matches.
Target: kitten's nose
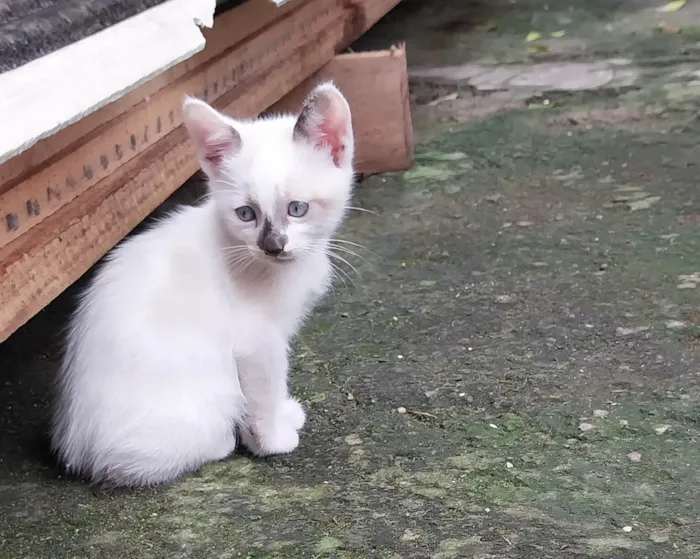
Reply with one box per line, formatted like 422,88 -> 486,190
261,234 -> 286,257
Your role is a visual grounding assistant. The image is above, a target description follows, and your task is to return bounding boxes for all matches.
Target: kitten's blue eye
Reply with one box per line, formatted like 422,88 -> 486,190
235,205 -> 256,222
288,201 -> 309,218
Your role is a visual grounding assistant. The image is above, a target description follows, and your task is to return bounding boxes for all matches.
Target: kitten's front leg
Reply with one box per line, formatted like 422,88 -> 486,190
237,339 -> 305,456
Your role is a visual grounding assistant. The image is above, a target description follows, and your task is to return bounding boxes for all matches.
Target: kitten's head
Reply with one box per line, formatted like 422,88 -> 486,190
182,82 -> 354,263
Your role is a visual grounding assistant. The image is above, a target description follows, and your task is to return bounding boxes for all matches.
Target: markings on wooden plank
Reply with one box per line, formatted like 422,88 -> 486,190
5,214 -> 19,231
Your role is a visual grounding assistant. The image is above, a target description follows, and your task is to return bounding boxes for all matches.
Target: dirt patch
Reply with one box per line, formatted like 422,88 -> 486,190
545,105 -> 666,129
412,95 -> 524,128
677,211 -> 700,225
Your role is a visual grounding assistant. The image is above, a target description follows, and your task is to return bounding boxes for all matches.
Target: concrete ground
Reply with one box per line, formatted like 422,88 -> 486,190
2,0 -> 700,557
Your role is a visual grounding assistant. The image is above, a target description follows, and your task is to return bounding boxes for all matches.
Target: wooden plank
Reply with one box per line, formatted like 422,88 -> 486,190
0,0 -> 339,249
0,0 -> 403,342
267,44 -> 413,174
0,0 -> 308,191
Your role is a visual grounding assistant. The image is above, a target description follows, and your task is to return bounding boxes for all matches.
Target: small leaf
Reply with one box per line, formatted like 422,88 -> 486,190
528,102 -> 554,110
528,44 -> 551,53
478,22 -> 499,32
650,533 -> 670,544
658,21 -> 681,33
427,92 -> 458,106
526,31 -> 542,42
616,326 -> 650,337
550,30 -> 566,37
627,196 -> 661,211
657,0 -> 686,12
679,272 -> 700,283
613,191 -> 650,202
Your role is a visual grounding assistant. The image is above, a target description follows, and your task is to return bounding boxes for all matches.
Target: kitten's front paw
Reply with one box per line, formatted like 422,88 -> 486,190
283,398 -> 306,431
239,420 -> 299,457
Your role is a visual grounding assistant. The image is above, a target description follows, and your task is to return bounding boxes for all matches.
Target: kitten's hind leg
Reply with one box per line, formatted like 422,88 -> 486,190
89,422 -> 238,488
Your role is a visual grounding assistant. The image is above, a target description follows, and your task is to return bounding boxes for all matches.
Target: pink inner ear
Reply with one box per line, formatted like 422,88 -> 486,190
316,119 -> 345,167
202,136 -> 234,168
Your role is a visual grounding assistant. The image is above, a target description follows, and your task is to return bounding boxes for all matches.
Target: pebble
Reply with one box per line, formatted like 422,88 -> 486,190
650,533 -> 669,544
616,326 -> 650,337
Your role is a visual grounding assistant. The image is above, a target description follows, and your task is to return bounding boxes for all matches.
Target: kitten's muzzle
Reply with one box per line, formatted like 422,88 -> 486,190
259,232 -> 287,257
258,219 -> 289,259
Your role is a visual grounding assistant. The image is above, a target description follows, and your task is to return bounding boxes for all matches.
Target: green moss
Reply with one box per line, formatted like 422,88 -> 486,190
314,536 -> 344,553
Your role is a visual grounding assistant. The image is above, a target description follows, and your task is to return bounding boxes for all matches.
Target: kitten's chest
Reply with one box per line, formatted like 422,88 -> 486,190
262,290 -> 308,331
229,257 -> 330,339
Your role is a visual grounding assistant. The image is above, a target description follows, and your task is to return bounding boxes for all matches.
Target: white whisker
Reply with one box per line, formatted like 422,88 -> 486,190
329,238 -> 369,250
327,245 -> 369,264
220,246 -> 250,254
329,261 -> 352,289
327,252 -> 362,280
345,206 -> 377,215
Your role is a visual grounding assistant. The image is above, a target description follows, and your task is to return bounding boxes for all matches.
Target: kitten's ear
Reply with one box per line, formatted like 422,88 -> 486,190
293,82 -> 353,168
182,96 -> 241,176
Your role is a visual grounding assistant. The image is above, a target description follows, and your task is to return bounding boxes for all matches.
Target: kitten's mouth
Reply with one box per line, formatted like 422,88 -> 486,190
261,251 -> 295,264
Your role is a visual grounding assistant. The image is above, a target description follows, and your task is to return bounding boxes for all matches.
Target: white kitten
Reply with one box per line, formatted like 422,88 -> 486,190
50,82 -> 355,487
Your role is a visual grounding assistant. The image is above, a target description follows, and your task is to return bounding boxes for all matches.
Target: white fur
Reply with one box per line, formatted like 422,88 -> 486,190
51,83 -> 354,487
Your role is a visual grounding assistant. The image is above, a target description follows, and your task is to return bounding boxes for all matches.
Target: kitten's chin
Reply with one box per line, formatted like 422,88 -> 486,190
255,250 -> 297,265
265,254 -> 296,265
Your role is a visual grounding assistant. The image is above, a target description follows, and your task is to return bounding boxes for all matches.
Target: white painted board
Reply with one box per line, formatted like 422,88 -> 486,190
0,0 -> 217,165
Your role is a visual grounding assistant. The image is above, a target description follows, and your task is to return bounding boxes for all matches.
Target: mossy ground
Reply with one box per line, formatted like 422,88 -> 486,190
2,0 -> 700,557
